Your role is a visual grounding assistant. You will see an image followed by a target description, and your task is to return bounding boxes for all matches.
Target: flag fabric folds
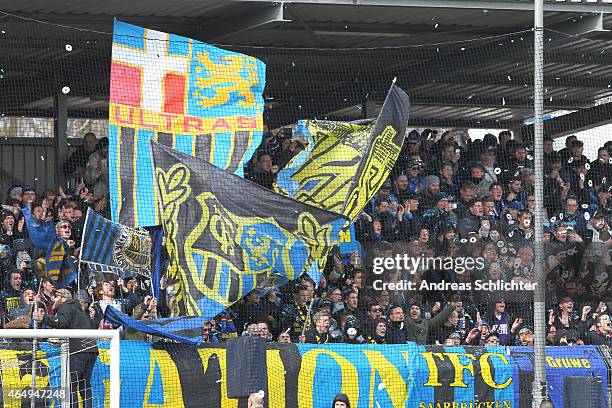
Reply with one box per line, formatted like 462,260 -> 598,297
150,141 -> 348,320
80,208 -> 152,277
108,20 -> 266,228
104,309 -> 205,345
44,239 -> 78,288
276,82 -> 410,221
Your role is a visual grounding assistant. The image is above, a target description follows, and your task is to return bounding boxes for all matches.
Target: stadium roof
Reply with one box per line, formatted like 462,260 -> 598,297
2,0 -> 612,137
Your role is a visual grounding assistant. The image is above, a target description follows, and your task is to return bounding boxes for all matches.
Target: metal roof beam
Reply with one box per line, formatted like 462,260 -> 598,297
190,2 -> 290,41
413,97 -> 591,110
424,75 -> 612,89
549,12 -> 608,36
520,101 -> 612,140
238,0 -> 612,13
0,12 -> 202,27
406,117 -> 519,129
280,21 -> 519,36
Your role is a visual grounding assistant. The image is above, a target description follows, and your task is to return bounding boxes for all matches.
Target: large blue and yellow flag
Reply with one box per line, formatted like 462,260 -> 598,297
149,141 -> 348,319
108,20 -> 266,227
276,82 -> 409,221
80,208 -> 152,277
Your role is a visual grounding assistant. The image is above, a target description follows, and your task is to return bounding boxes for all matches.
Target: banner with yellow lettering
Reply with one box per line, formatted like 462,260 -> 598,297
108,20 -> 266,227
0,342 -> 607,408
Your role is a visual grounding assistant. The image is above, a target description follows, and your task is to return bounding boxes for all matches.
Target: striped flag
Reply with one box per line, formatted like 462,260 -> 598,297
108,20 -> 266,227
80,208 -> 152,277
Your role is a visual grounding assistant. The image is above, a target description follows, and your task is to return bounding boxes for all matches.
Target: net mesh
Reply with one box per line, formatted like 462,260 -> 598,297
0,9 -> 611,408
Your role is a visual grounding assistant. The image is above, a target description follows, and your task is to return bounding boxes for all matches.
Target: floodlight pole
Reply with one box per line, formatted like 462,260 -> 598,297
532,0 -> 548,407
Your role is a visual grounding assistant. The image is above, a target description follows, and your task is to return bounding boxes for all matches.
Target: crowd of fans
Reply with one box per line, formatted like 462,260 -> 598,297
1,128 -> 611,348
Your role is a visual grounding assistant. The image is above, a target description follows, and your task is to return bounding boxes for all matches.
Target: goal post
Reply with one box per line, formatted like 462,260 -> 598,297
0,329 -> 120,408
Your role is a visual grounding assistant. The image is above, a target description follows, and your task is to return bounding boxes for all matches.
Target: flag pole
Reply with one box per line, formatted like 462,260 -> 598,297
30,279 -> 43,408
300,281 -> 318,343
148,140 -> 166,307
77,207 -> 91,290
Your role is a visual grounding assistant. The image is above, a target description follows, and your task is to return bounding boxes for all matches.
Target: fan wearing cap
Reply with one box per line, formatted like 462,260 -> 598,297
366,180 -> 393,215
5,185 -> 23,204
404,158 -> 425,194
343,315 -> 365,344
480,145 -> 499,191
517,326 -> 534,346
445,331 -> 462,346
587,211 -> 612,243
316,297 -> 339,333
465,319 -> 491,346
418,175 -> 441,211
304,312 -> 331,344
395,130 -> 423,171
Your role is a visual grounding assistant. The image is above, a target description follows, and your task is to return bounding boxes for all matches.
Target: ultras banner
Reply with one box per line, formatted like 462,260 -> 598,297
108,20 -> 266,227
0,343 -> 607,408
